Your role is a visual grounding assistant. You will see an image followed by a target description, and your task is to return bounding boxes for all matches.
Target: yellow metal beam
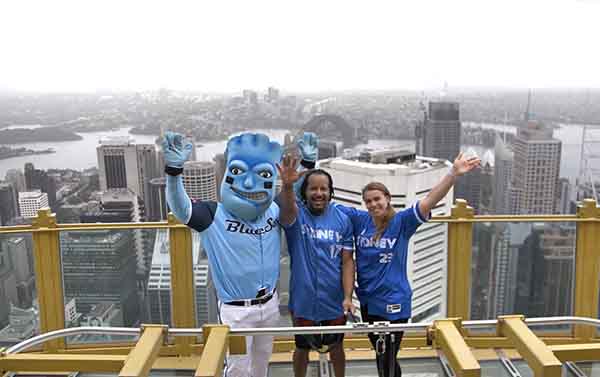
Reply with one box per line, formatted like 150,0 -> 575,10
0,354 -> 127,372
498,316 -> 562,377
119,325 -> 166,377
434,319 -> 480,377
574,199 -> 600,339
447,200 -> 474,319
168,213 -> 197,356
31,208 -> 66,351
550,343 -> 600,362
196,325 -> 230,377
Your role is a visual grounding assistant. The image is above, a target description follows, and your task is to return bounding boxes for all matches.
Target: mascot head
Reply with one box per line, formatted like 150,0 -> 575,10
221,133 -> 282,221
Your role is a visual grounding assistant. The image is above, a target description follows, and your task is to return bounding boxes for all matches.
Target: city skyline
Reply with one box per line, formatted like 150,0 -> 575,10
2,1 -> 600,92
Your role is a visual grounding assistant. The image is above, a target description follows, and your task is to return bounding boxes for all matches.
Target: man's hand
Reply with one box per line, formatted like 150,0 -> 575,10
343,298 -> 356,316
276,154 -> 310,188
451,152 -> 481,176
297,132 -> 319,162
161,131 -> 193,168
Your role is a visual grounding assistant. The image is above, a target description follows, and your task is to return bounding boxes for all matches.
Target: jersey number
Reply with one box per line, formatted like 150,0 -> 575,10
379,252 -> 393,264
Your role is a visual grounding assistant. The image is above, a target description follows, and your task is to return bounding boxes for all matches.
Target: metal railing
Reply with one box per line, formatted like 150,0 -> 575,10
0,199 -> 598,355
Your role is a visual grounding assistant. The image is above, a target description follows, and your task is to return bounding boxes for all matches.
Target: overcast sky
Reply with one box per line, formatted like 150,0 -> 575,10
1,0 -> 599,93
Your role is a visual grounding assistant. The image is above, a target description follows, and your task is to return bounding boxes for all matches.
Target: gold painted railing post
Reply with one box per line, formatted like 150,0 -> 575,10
32,208 -> 65,352
196,325 -> 230,377
168,214 -> 196,356
119,325 -> 166,377
574,199 -> 600,340
447,200 -> 474,319
433,319 -> 480,377
498,315 -> 562,377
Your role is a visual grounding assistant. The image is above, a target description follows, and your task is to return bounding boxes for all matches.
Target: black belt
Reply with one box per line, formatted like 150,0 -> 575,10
226,289 -> 275,307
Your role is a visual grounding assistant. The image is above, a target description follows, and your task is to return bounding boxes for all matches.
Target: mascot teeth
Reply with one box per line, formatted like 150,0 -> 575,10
233,187 -> 267,201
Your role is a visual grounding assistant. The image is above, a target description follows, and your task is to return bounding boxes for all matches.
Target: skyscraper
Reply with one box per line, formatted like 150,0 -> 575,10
147,177 -> 168,221
321,151 -> 453,322
182,161 -> 217,201
81,189 -> 150,275
4,169 -> 26,193
18,191 -> 49,218
96,137 -> 158,208
0,237 -> 35,309
454,148 -> 482,213
60,229 -> 139,326
493,135 -> 514,214
147,230 -> 217,326
23,164 -> 56,209
418,102 -> 461,163
213,153 -> 226,201
0,183 -> 19,226
511,121 -> 562,214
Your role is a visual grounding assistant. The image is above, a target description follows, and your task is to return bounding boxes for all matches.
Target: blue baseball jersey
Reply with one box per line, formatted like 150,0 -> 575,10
335,203 -> 428,320
283,202 -> 354,321
187,201 -> 281,303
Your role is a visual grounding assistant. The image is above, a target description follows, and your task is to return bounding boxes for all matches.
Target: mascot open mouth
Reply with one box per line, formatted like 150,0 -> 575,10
231,186 -> 268,201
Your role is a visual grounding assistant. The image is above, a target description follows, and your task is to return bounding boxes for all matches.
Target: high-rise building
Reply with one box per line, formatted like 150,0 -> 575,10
96,137 -> 158,208
267,87 -> 279,103
4,169 -> 26,193
493,135 -> 514,214
418,102 -> 461,163
541,224 -> 575,316
18,191 -> 49,218
318,140 -> 341,160
321,151 -> 453,322
0,247 -> 18,328
81,189 -> 150,275
23,164 -> 56,209
60,229 -> 139,326
0,183 -> 19,226
479,151 -> 494,214
0,237 -> 34,309
454,148 -> 482,213
512,121 -> 562,214
242,89 -> 258,106
0,303 -> 39,347
514,224 -> 546,317
147,177 -> 168,221
147,230 -> 217,326
182,161 -> 217,201
213,154 -> 226,201
557,178 -> 573,215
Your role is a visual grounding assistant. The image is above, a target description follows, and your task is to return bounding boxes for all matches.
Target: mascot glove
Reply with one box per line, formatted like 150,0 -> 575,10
161,131 -> 193,168
297,132 -> 319,162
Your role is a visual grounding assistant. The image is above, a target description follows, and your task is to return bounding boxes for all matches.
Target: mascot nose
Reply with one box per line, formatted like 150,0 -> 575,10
243,174 -> 254,189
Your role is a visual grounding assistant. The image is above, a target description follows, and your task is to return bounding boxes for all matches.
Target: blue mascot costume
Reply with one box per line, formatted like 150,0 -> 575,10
163,132 -> 282,377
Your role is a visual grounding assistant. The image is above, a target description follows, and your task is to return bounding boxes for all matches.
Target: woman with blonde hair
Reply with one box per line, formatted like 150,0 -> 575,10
336,153 -> 480,377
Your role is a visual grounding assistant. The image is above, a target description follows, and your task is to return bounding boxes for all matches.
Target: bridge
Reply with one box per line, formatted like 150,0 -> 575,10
303,114 -> 367,148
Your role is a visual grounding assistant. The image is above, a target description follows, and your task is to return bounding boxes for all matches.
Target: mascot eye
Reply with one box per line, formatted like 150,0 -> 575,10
229,167 -> 244,175
259,170 -> 273,179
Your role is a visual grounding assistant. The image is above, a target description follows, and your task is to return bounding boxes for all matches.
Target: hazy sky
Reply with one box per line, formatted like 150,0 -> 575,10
1,0 -> 599,93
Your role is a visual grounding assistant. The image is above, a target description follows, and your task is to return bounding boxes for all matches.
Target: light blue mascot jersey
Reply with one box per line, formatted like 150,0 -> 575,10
187,201 -> 281,302
185,133 -> 283,302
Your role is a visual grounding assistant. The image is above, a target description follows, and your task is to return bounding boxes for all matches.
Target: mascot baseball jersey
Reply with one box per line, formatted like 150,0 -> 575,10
186,201 -> 281,303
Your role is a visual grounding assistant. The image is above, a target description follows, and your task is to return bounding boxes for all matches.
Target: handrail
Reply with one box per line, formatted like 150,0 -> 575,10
6,316 -> 600,355
1,214 -> 597,235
